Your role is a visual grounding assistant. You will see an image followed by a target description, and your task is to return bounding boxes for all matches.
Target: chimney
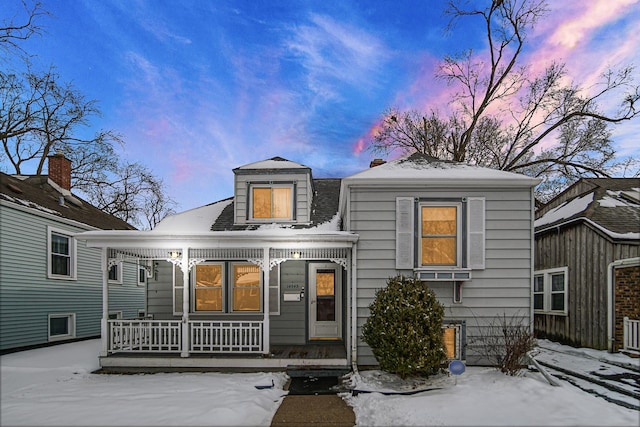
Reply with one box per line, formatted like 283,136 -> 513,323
48,152 -> 72,190
369,158 -> 386,168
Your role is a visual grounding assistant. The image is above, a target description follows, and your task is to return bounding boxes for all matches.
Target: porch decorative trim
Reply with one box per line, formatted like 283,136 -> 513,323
269,258 -> 287,270
270,248 -> 349,261
329,257 -> 349,269
190,248 -> 264,260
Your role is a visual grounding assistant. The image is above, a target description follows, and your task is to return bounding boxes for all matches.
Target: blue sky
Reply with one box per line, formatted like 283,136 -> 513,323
4,0 -> 639,211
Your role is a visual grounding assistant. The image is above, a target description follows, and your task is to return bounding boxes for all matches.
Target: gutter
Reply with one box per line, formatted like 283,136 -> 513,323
607,257 -> 640,352
535,216 -> 640,242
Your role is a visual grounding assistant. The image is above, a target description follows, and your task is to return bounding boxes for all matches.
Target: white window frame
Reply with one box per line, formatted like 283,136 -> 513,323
108,262 -> 123,285
230,262 -> 262,313
442,322 -> 464,360
248,183 -> 294,221
534,267 -> 568,315
419,201 -> 463,268
47,226 -> 77,280
48,313 -> 76,341
192,262 -> 225,313
108,311 -> 122,320
137,261 -> 148,286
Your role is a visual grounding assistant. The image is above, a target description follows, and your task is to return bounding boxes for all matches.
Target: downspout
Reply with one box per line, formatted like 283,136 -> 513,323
607,257 -> 640,352
100,247 -> 109,357
530,187 -> 536,334
181,248 -> 190,358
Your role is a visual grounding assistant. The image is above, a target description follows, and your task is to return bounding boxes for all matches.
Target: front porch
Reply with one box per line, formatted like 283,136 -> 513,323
101,318 -> 347,371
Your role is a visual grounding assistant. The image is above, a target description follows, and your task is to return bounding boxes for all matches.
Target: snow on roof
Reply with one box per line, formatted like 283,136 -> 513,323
535,192 -> 594,228
152,199 -> 233,233
599,189 -> 640,207
344,153 -> 538,184
0,193 -> 62,216
256,213 -> 341,232
235,157 -> 309,170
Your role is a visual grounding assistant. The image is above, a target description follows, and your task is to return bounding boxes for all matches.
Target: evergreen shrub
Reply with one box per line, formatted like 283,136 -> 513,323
361,275 -> 446,378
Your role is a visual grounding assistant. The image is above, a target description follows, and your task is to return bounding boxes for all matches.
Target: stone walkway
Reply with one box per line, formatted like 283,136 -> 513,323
270,395 -> 356,427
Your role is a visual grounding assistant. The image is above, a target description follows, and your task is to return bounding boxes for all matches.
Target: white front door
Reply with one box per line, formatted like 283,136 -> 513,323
308,263 -> 342,340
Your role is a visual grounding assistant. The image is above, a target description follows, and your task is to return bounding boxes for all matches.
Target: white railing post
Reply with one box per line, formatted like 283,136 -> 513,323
623,317 -> 640,351
262,246 -> 270,355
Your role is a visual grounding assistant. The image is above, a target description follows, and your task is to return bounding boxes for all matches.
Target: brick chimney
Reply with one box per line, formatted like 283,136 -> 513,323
369,158 -> 386,168
48,152 -> 72,190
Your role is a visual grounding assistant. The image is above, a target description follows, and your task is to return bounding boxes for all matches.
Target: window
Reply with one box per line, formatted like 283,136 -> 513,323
138,262 -> 147,286
534,267 -> 568,314
194,263 -> 223,312
232,263 -> 261,311
186,262 -> 263,313
108,263 -> 122,284
420,204 -> 461,266
48,313 -> 75,341
396,197 -> 485,271
442,322 -> 465,360
108,311 -> 122,320
48,227 -> 76,279
250,185 -> 293,220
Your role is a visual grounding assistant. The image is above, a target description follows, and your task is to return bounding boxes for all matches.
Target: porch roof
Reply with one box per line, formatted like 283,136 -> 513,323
76,229 -> 359,250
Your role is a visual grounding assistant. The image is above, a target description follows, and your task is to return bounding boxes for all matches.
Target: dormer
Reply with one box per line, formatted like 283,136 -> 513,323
232,157 -> 314,226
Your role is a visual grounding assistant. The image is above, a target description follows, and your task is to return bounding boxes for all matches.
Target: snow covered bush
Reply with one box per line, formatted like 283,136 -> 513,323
361,275 -> 446,378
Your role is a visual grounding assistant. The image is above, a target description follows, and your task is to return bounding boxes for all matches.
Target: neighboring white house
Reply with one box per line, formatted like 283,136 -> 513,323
0,154 -> 145,353
76,154 -> 540,370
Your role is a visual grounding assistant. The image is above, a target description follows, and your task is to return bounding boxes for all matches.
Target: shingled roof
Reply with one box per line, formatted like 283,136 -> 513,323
535,178 -> 640,239
210,178 -> 341,231
0,172 -> 135,231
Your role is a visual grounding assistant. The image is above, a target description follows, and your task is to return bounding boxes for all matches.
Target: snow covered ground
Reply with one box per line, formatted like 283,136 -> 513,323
1,339 -> 638,426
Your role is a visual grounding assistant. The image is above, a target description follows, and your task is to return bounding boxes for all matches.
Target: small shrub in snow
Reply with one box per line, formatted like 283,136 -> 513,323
361,275 -> 446,378
475,312 -> 536,375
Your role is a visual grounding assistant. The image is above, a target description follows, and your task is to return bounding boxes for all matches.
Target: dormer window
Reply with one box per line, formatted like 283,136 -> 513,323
250,184 -> 293,221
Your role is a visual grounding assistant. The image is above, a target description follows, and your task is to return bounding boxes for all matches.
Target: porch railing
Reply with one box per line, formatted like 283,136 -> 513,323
107,319 -> 263,354
190,321 -> 263,353
109,319 -> 182,352
623,317 -> 640,351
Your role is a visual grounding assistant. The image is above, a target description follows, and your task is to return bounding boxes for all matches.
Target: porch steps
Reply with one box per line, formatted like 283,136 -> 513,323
286,365 -> 351,378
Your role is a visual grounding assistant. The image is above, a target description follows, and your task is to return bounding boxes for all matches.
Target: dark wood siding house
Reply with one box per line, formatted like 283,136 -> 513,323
534,178 -> 640,352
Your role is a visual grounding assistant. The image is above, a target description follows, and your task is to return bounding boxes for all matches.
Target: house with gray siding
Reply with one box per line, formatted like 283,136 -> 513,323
0,154 -> 144,353
76,154 -> 539,370
534,178 -> 639,353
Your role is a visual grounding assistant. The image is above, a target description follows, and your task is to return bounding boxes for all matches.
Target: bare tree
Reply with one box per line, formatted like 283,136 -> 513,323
370,0 -> 639,200
1,0 -> 48,57
76,162 -> 177,230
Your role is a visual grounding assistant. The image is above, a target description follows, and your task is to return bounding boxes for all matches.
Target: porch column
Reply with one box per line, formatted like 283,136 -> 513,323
262,246 -> 270,355
181,248 -> 190,358
100,247 -> 109,357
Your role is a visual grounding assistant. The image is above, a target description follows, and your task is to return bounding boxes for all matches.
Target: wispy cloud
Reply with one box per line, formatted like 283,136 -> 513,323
286,13 -> 388,101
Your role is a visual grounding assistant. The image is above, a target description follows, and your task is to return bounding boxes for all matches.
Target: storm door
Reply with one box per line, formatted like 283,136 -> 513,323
308,263 -> 342,340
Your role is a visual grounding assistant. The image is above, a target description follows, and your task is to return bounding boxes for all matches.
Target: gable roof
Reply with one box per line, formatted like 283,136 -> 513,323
535,178 -> 640,240
233,156 -> 311,172
0,172 -> 135,231
343,152 -> 540,186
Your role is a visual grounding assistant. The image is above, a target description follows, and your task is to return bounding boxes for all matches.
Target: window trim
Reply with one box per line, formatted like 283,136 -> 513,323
138,261 -> 148,286
108,311 -> 123,320
230,262 -> 262,313
47,226 -> 77,280
442,321 -> 465,360
48,313 -> 76,341
108,262 -> 123,285
193,262 -> 225,313
248,182 -> 295,222
534,267 -> 568,315
418,201 -> 464,268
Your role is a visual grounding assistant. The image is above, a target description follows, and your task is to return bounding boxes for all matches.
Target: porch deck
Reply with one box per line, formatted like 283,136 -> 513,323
98,343 -> 348,372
